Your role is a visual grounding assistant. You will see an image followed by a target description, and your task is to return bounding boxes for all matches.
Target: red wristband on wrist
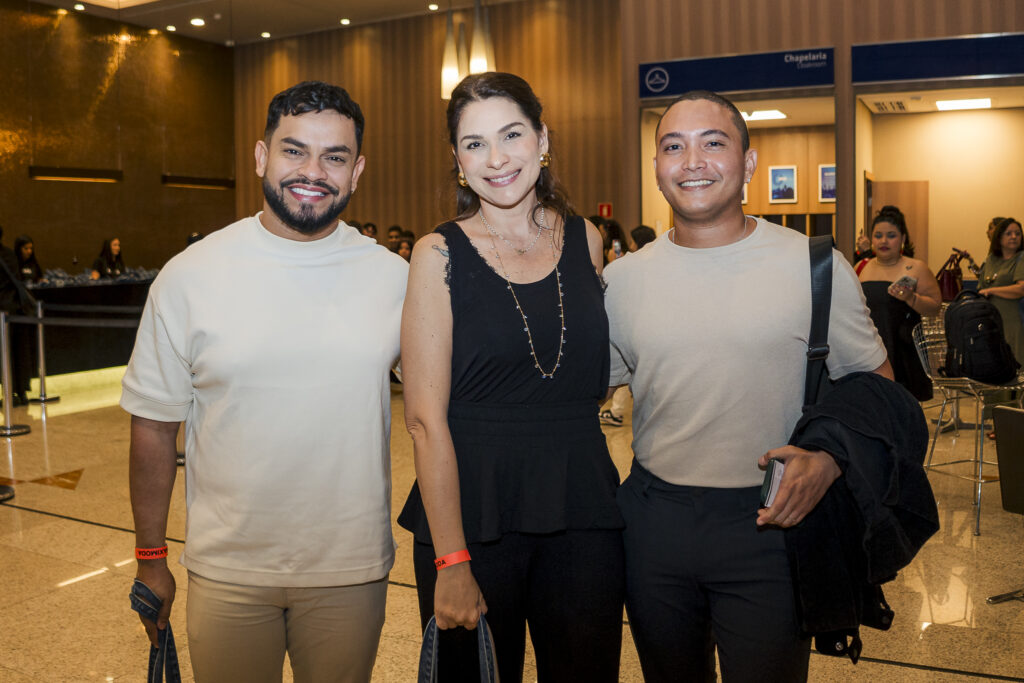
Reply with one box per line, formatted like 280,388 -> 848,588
135,546 -> 168,560
434,549 -> 471,570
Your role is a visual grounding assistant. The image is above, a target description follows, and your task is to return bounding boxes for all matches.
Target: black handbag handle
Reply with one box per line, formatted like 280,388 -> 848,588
418,613 -> 499,683
805,236 -> 833,407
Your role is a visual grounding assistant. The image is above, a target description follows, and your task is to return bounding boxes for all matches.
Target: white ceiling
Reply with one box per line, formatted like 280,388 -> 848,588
35,0 -> 491,45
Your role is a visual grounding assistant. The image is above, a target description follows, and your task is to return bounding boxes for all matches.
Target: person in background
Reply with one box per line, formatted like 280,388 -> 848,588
987,216 -> 1007,242
396,235 -> 413,262
631,225 -> 657,250
90,237 -> 125,279
603,219 -> 629,265
399,71 -> 624,682
853,232 -> 873,274
14,235 -> 45,284
361,222 -> 378,240
0,225 -> 34,405
857,206 -> 941,401
387,225 -> 403,251
186,232 -> 205,247
599,226 -> 657,427
976,217 -> 1024,365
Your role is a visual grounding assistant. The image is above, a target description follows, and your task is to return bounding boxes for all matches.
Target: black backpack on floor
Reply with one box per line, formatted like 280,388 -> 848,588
943,290 -> 1020,384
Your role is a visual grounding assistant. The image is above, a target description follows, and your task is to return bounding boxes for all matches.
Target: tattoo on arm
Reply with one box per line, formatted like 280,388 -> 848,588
432,245 -> 449,259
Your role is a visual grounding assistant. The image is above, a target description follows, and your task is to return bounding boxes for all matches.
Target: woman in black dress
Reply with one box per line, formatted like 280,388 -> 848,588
858,206 -> 941,400
14,235 -> 44,283
90,237 -> 124,279
398,72 -> 624,682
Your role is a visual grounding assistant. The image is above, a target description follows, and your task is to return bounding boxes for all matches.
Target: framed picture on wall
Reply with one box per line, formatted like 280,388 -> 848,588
741,182 -> 748,205
818,164 -> 836,203
769,166 -> 797,203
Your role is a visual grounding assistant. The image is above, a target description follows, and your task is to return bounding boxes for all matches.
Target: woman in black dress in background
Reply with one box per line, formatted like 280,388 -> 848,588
858,206 -> 941,400
90,237 -> 124,279
14,235 -> 44,283
398,72 -> 624,682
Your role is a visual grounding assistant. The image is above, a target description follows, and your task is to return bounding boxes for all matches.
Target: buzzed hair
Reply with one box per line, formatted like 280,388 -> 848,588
657,90 -> 749,152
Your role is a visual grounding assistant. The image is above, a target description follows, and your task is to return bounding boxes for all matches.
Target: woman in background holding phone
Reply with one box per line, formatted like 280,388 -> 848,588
858,205 -> 941,400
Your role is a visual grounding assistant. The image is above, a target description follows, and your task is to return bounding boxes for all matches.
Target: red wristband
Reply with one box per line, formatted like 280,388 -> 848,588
434,549 -> 471,570
135,546 -> 168,560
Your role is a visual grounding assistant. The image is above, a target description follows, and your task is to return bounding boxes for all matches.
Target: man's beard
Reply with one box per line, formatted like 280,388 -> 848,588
263,177 -> 352,235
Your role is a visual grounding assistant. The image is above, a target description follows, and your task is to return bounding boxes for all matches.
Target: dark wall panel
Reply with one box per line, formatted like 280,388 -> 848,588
0,0 -> 235,272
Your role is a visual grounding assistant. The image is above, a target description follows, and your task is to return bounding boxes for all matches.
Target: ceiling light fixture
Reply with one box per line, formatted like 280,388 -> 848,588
148,28 -> 159,35
190,18 -> 205,27
57,8 -> 68,15
468,0 -> 490,73
340,18 -> 350,25
166,25 -> 176,31
428,3 -> 439,9
73,3 -> 85,10
742,109 -> 787,121
441,11 -> 460,100
935,97 -> 991,111
260,31 -> 270,38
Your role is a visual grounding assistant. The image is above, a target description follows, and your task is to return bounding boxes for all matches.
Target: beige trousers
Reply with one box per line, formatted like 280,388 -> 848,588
186,571 -> 388,683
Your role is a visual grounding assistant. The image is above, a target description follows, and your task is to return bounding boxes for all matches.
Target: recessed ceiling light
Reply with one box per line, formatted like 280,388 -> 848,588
73,3 -> 85,10
148,28 -> 159,35
741,109 -> 787,121
166,25 -> 176,31
57,8 -> 68,15
118,33 -> 131,42
935,98 -> 991,111
190,18 -> 205,27
260,31 -> 271,38
340,18 -> 350,25
428,3 -> 439,9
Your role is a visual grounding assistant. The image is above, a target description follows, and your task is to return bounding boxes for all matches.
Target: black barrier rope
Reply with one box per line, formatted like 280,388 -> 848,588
6,315 -> 140,329
40,304 -> 144,315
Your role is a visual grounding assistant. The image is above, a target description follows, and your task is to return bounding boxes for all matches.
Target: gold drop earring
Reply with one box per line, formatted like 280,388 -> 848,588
457,171 -> 468,187
539,152 -> 551,168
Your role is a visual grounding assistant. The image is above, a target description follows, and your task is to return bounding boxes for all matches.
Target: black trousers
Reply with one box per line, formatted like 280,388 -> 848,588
413,529 -> 624,682
618,461 -> 810,683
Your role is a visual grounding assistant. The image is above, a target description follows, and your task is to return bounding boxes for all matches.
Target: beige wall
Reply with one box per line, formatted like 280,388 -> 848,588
871,107 -> 1024,274
620,0 -> 1024,257
855,99 -> 874,240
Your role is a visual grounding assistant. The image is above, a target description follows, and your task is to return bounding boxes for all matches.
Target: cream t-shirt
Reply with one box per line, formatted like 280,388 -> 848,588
605,218 -> 886,488
122,215 -> 408,586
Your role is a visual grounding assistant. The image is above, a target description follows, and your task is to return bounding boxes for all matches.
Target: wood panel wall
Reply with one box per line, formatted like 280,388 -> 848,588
619,0 -> 1024,256
233,0 -> 621,236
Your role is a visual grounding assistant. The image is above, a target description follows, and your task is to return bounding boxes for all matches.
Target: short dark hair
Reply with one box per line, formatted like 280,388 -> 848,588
990,217 -> 1022,256
264,81 -> 365,153
631,225 -> 657,249
658,90 -> 749,152
387,225 -> 402,235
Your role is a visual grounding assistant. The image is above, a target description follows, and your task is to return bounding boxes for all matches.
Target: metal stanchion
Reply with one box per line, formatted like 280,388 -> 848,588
29,301 -> 59,404
0,312 -> 31,437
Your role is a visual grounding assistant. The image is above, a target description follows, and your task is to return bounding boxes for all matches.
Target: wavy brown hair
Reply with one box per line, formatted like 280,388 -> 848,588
446,72 -> 574,223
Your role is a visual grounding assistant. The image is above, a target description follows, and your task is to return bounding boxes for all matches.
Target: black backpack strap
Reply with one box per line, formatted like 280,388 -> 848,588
805,236 -> 833,407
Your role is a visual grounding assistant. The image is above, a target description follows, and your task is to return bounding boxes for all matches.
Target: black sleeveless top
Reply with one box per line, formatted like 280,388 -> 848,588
861,281 -> 933,401
397,216 -> 623,544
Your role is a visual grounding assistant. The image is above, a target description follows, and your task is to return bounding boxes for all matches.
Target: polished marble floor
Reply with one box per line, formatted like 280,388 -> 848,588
1,373 -> 1022,682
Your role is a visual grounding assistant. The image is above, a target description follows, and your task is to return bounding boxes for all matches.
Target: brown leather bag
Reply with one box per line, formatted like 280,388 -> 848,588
936,252 -> 963,302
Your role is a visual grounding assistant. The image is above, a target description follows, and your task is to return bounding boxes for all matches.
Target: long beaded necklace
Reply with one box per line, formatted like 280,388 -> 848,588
481,206 -> 550,255
481,208 -> 565,380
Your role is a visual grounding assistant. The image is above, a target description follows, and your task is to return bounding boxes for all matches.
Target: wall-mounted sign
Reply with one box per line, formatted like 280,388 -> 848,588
598,203 -> 613,218
639,48 -> 834,99
852,33 -> 1024,84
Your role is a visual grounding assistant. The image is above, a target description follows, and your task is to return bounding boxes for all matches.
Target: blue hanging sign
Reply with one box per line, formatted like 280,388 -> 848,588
852,34 -> 1024,84
639,48 -> 834,99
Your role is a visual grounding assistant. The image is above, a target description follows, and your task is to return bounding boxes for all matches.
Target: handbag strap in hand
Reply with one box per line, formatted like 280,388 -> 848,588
418,613 -> 499,683
805,236 -> 833,408
128,579 -> 182,683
